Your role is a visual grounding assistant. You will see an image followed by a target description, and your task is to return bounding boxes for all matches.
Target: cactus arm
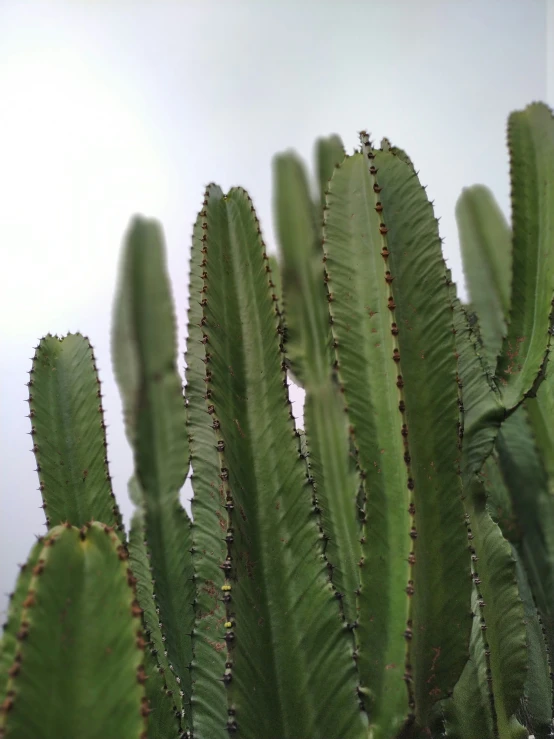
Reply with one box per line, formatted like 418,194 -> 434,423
0,523 -> 146,738
323,147 -> 470,734
452,300 -> 505,480
183,210 -> 228,739
441,587 -> 496,739
323,151 -> 411,736
272,151 -> 333,377
364,150 -> 471,725
524,371 -> 554,649
272,153 -> 323,386
368,155 -> 471,726
142,637 -> 183,739
513,545 -> 554,737
26,333 -> 123,533
302,389 -> 362,624
199,184 -> 365,739
315,134 -> 346,207
0,539 -> 43,703
455,185 -> 512,370
453,297 -> 528,737
127,488 -> 186,734
128,507 -> 183,718
273,152 -> 361,624
461,479 -> 528,738
111,217 -> 194,727
495,407 -> 554,655
527,389 -> 554,496
496,102 -> 554,407
481,452 -> 521,545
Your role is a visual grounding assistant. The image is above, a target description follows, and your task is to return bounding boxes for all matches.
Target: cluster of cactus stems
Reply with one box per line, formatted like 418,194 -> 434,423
1,100 -> 554,739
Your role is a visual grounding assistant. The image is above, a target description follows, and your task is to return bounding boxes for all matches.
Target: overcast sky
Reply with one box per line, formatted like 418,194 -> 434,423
1,0 -> 552,616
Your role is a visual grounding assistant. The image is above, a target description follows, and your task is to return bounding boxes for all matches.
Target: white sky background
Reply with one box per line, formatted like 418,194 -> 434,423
0,0 -> 551,615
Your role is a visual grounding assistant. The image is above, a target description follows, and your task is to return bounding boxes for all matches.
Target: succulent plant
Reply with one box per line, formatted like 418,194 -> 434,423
0,101 -> 553,739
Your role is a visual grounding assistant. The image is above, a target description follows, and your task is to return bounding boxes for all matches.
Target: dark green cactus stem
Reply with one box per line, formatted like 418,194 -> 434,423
512,546 -> 553,736
440,587 -> 496,738
527,388 -> 554,496
25,333 -> 123,534
452,295 -> 528,737
142,644 -> 183,739
481,451 -> 521,545
111,217 -> 194,729
456,100 -> 554,676
458,480 -> 528,738
455,105 -> 554,509
496,408 -> 554,658
0,523 -> 146,739
184,210 -> 228,739
453,300 -> 505,482
322,137 -> 470,734
195,183 -> 365,739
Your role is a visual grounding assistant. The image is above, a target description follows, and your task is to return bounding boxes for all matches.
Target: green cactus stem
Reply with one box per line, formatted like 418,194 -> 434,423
322,139 -> 470,734
184,211 -> 229,739
194,183 -> 365,739
456,185 -> 512,371
496,408 -> 554,658
111,217 -> 194,730
273,150 -> 362,626
513,546 -> 553,736
0,523 -> 146,739
128,504 -> 183,722
25,333 -> 123,534
452,295 -> 528,737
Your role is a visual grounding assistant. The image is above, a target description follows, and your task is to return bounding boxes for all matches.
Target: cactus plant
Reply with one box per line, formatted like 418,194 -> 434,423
0,100 -> 553,739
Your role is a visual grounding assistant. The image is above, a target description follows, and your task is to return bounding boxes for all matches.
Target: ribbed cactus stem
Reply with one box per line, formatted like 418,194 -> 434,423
273,147 -> 362,626
195,184 -> 365,739
26,333 -> 124,534
452,295 -> 528,737
111,217 -> 195,730
0,523 -> 147,739
184,201 -> 229,739
322,136 -> 471,735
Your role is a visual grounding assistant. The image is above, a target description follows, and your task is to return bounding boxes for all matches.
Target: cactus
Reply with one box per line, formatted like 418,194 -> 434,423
1,100 -> 553,739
